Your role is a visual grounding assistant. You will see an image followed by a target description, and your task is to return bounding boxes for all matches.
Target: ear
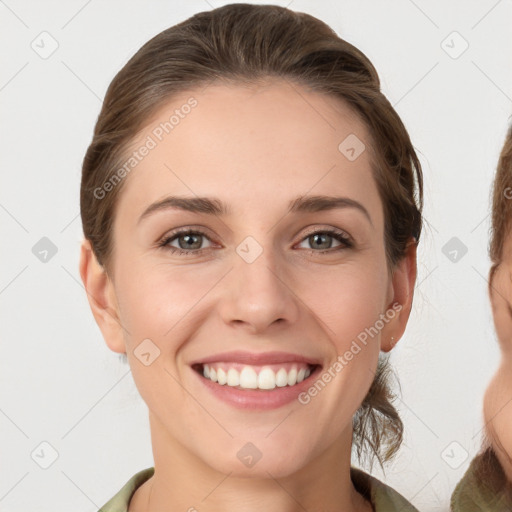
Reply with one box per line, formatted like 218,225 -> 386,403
79,239 -> 126,354
380,238 -> 418,352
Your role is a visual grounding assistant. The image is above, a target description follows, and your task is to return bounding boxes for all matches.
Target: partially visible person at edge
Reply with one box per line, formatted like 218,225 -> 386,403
78,4 -> 424,511
451,123 -> 512,511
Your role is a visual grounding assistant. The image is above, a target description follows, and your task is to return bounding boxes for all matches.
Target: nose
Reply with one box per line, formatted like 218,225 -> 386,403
218,243 -> 300,334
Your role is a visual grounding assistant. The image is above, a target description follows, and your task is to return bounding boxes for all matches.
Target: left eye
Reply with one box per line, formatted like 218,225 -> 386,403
158,228 -> 352,255
296,230 -> 352,252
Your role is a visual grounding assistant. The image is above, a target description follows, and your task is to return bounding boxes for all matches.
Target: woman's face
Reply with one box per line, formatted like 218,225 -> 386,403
83,79 -> 415,477
485,234 -> 512,479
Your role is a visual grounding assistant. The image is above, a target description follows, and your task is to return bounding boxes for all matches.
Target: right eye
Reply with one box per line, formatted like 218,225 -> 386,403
158,229 -> 214,256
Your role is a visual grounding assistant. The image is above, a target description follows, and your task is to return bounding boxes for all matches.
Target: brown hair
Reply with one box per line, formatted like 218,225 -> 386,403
80,3 -> 423,470
489,123 -> 512,287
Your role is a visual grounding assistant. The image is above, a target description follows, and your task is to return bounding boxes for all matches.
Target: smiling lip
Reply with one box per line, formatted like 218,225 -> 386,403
192,363 -> 321,410
189,350 -> 323,410
190,350 -> 322,366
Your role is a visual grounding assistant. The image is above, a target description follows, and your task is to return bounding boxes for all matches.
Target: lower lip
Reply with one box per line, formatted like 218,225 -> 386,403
192,365 -> 321,410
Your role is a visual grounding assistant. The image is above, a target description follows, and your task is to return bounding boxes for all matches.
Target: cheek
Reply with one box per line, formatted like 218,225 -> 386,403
114,260 -> 218,340
305,261 -> 389,339
115,264 -> 207,413
490,271 -> 512,346
292,263 -> 387,408
491,300 -> 512,354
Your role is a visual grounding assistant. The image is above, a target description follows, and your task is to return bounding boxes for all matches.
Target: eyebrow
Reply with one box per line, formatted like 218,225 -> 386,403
137,194 -> 373,226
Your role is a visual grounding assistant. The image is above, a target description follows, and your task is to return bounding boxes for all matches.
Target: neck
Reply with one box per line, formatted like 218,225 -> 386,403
129,412 -> 373,512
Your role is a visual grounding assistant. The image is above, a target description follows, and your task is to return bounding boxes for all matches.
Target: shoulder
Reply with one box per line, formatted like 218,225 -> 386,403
351,466 -> 419,511
450,447 -> 512,511
98,467 -> 155,512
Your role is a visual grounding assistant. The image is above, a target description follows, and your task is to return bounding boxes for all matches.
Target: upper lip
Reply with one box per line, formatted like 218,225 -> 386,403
191,350 -> 322,367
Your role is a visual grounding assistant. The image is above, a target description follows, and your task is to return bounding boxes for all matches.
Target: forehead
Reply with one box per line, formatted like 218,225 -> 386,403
117,79 -> 382,223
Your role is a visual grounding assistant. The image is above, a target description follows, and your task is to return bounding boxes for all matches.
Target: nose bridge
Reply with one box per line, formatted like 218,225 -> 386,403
221,233 -> 299,331
234,232 -> 286,298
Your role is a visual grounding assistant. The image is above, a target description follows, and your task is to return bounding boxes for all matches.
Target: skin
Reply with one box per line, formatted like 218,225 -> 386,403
80,79 -> 417,512
484,232 -> 512,482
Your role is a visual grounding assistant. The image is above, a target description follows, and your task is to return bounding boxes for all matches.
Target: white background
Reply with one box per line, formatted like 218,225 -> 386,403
1,1 -> 511,511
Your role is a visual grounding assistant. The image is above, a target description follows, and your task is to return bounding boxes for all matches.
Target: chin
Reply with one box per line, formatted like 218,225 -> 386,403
200,445 -> 310,479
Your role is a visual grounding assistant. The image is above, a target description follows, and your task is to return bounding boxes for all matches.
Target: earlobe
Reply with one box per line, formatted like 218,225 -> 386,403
380,239 -> 418,352
79,239 -> 126,354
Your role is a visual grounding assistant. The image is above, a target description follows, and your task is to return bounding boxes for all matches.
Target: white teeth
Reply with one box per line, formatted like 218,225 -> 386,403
201,364 -> 314,390
217,368 -> 227,385
227,368 -> 240,386
258,367 -> 276,390
239,366 -> 258,389
275,368 -> 288,387
287,367 -> 297,386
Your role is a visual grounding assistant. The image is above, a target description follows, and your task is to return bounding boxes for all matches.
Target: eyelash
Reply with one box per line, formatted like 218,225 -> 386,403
157,227 -> 353,256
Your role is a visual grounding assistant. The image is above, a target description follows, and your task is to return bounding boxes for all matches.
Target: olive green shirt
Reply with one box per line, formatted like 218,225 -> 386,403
451,447 -> 512,511
98,466 -> 419,511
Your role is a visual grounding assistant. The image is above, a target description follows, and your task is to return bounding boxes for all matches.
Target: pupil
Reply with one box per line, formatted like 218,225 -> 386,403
181,234 -> 200,249
312,233 -> 330,249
